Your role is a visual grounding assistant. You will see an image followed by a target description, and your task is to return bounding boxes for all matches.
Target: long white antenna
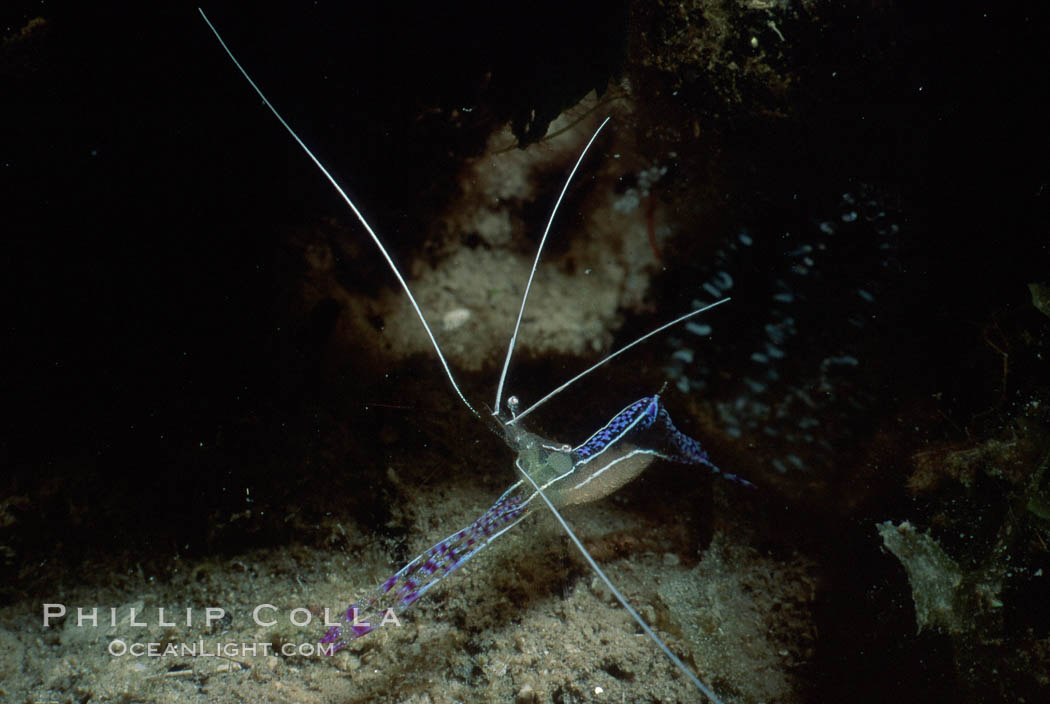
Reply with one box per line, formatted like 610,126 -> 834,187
510,297 -> 730,424
492,117 -> 611,417
515,459 -> 725,703
199,9 -> 478,417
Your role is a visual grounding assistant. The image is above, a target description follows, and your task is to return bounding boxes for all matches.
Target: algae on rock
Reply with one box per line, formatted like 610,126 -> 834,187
877,521 -> 966,634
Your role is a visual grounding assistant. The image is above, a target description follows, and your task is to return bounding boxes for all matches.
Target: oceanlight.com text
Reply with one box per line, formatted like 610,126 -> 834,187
107,639 -> 336,658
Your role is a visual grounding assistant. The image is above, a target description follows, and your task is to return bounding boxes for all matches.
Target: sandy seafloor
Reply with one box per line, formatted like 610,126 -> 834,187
0,459 -> 815,703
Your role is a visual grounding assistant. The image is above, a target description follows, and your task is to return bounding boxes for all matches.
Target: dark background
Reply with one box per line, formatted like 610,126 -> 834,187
3,0 -> 635,563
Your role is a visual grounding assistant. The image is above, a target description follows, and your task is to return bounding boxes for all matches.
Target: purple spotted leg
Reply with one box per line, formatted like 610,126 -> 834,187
321,486 -> 532,652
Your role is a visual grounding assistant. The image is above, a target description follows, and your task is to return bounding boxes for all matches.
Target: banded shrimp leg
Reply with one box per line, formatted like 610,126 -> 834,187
199,9 -> 742,702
